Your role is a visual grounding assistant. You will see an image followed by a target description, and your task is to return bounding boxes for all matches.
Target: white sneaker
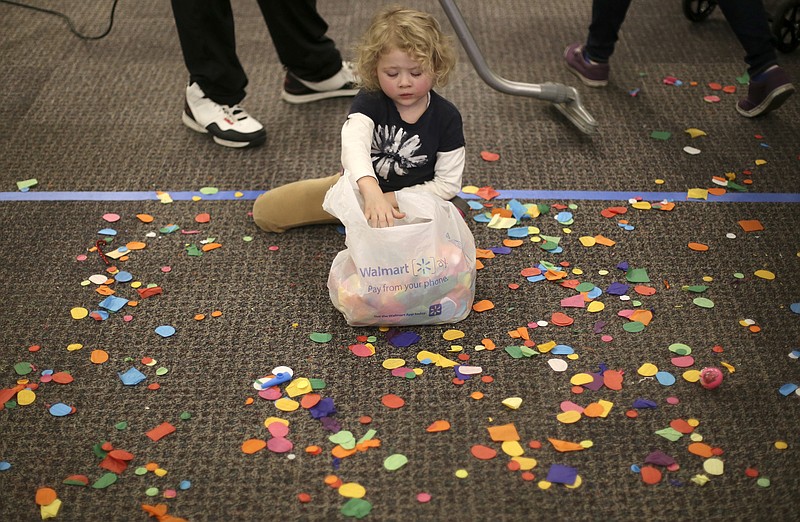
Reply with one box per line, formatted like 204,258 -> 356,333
281,61 -> 359,104
182,82 -> 266,148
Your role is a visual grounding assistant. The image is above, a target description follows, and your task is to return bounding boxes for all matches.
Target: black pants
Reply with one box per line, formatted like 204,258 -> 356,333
171,0 -> 343,105
585,0 -> 777,76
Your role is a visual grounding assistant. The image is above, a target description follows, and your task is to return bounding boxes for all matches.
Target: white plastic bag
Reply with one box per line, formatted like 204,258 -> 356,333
322,175 -> 476,326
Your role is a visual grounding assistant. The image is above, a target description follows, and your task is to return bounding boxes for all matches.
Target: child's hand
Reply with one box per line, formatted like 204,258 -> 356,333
357,176 -> 406,228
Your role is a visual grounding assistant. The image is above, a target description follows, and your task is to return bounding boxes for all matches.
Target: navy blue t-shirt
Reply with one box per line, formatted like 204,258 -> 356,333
347,89 -> 465,192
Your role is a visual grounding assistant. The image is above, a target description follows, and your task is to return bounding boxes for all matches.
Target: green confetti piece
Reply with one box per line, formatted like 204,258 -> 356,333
92,472 -> 118,489
733,272 -> 745,279
180,411 -> 192,421
62,478 -> 88,487
575,282 -> 595,293
623,321 -> 646,333
145,487 -> 159,496
329,431 -> 356,449
309,332 -> 332,343
114,421 -> 128,430
736,72 -> 750,85
505,346 -> 524,359
520,346 -> 539,357
13,362 -> 33,375
16,178 -> 38,190
367,336 -> 377,343
4,401 -> 17,409
199,187 -> 219,195
668,343 -> 692,355
384,454 -> 408,471
92,444 -> 108,459
155,367 -> 169,376
683,285 -> 708,293
159,224 -> 180,234
340,498 -> 372,519
693,297 -> 715,309
404,371 -> 416,380
632,300 -> 642,307
186,244 -> 203,257
626,268 -> 650,283
134,467 -> 148,476
655,427 -> 684,441
357,429 -> 377,444
650,131 -> 672,141
756,477 -> 771,488
242,236 -> 253,242
309,378 -> 326,390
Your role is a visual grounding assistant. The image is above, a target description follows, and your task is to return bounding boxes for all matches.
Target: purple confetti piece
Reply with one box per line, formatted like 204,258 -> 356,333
546,464 -> 578,485
606,282 -> 630,295
645,450 -> 676,467
617,261 -> 629,271
592,321 -> 607,334
490,246 -> 512,255
386,330 -> 421,348
632,398 -> 658,409
309,397 -> 336,419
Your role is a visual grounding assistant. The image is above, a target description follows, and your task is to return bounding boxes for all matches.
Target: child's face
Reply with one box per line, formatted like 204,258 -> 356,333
376,48 -> 434,111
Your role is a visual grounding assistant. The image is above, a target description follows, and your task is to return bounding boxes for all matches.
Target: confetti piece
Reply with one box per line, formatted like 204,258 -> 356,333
470,444 -> 498,460
426,420 -> 451,432
754,269 -> 775,280
480,150 -> 500,162
381,394 -> 405,409
685,128 -> 707,138
688,242 -> 709,251
146,422 -> 176,442
472,300 -> 494,312
35,487 -> 57,506
738,220 -> 764,232
384,454 -> 408,471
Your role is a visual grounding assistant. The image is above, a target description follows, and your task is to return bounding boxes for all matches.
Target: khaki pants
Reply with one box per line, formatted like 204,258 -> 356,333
252,173 -> 342,233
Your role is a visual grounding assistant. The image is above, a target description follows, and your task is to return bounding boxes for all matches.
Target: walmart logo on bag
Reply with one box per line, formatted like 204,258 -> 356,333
412,257 -> 447,276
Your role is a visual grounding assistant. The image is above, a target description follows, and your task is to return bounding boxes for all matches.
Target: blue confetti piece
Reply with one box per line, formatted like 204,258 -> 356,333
118,367 -> 147,385
98,228 -> 117,236
551,344 -> 574,355
586,287 -> 603,299
114,271 -> 133,283
778,383 -> 798,396
99,295 -> 128,312
179,480 -> 191,490
790,302 -> 800,314
508,199 -> 528,220
155,325 -> 176,338
0,461 -> 11,471
630,464 -> 641,473
656,371 -> 677,386
554,211 -> 573,224
90,310 -> 110,320
473,213 -> 491,223
467,200 -> 483,210
526,275 -> 546,283
49,403 -> 73,416
507,227 -> 529,238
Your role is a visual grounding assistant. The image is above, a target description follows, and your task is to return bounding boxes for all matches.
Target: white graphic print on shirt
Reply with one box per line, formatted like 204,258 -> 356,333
371,124 -> 429,180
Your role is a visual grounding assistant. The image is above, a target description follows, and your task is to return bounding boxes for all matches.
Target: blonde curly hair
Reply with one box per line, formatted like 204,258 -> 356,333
355,6 -> 457,92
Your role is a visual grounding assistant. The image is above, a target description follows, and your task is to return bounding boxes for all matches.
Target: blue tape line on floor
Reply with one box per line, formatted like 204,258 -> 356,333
0,190 -> 799,203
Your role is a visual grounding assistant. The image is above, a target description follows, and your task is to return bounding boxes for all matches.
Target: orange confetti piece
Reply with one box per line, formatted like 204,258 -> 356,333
688,442 -> 714,458
688,242 -> 709,251
490,207 -> 513,218
520,267 -> 542,277
480,150 -> 500,162
201,243 -> 222,252
633,285 -> 656,296
470,444 -> 498,460
426,420 -> 451,433
481,338 -> 496,350
475,186 -> 500,200
738,219 -> 764,232
641,465 -> 662,485
35,487 -> 58,506
126,241 -> 147,250
90,349 -> 109,364
195,213 -> 211,223
629,310 -> 653,326
305,445 -> 322,455
475,259 -> 484,270
244,397 -> 254,405
669,418 -> 695,434
603,370 -> 624,390
331,446 -> 357,459
503,239 -> 523,247
472,300 -> 494,312
475,249 -> 496,259
381,393 -> 405,409
470,391 -> 484,400
550,312 -> 574,326
300,393 -> 321,409
145,422 -> 176,442
707,187 -> 727,196
51,372 -> 74,384
136,214 -> 154,223
548,438 -> 585,452
583,402 -> 605,418
487,423 -> 520,442
241,439 -> 267,454
593,235 -> 616,247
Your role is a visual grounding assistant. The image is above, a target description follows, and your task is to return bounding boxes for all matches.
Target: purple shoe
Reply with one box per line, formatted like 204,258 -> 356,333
737,66 -> 795,118
564,43 -> 609,87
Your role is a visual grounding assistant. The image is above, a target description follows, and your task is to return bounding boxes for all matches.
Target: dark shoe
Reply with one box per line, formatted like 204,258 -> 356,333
564,43 -> 609,87
281,61 -> 359,104
736,66 -> 795,118
182,83 -> 266,148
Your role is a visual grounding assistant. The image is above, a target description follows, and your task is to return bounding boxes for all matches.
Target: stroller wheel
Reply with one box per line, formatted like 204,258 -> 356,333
772,0 -> 800,53
682,0 -> 718,22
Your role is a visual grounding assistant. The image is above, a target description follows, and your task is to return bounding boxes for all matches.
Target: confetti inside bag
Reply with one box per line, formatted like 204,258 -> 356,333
323,176 -> 476,326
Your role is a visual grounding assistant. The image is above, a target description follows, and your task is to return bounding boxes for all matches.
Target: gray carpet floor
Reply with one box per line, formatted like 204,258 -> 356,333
1,1 -> 799,521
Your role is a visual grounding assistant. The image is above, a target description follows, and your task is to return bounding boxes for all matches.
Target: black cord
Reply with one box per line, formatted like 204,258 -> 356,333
0,0 -> 119,40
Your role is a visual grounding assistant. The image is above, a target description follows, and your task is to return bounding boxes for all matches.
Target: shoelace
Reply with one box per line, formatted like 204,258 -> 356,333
221,104 -> 248,122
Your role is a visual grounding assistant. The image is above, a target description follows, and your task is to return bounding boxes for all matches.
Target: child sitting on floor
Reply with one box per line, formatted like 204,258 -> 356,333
252,5 -> 467,233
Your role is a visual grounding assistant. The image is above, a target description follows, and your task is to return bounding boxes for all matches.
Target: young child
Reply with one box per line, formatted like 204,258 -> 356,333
252,6 -> 466,233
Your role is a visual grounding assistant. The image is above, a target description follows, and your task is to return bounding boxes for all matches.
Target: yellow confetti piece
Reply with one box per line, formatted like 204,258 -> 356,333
17,388 -> 36,406
338,483 -> 366,499
156,191 -> 173,204
721,362 -> 735,373
66,343 -> 83,352
154,468 -> 168,477
754,269 -> 775,280
687,418 -> 701,427
703,458 -> 725,476
191,196 -> 202,202
570,373 -> 594,386
631,201 -> 652,210
537,480 -> 552,490
455,469 -> 469,478
512,456 -> 537,470
447,345 -> 463,352
638,363 -> 659,377
579,440 -> 593,449
654,178 -> 665,184
501,440 -> 525,457
556,410 -> 582,424
579,236 -> 596,247
285,378 -> 312,398
755,159 -> 767,166
382,358 -> 406,370
487,214 -> 517,229
443,329 -> 465,341
501,397 -> 523,410
274,397 -> 300,412
774,441 -> 788,450
685,127 -> 707,138
537,341 -> 556,353
70,307 -> 88,320
596,400 -> 614,417
461,185 -> 479,194
687,188 -> 709,200
586,301 -> 605,313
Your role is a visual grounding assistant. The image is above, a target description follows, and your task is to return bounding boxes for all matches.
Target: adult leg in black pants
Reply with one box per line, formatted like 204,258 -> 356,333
563,0 -> 794,117
171,0 -> 358,148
